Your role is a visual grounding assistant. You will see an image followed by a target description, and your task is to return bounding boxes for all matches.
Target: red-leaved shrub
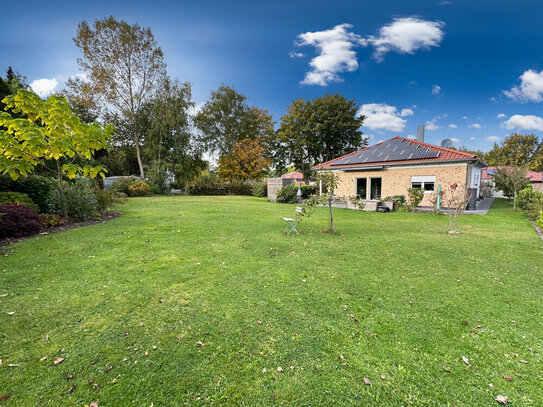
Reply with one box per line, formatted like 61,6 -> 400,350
0,204 -> 42,238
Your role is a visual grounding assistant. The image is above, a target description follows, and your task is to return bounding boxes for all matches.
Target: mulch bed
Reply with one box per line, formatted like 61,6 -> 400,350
0,211 -> 123,248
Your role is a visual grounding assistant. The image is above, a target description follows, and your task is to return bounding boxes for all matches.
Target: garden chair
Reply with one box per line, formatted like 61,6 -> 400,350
283,206 -> 303,234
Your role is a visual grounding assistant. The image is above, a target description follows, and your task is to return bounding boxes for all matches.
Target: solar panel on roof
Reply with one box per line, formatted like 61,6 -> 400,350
330,138 -> 440,166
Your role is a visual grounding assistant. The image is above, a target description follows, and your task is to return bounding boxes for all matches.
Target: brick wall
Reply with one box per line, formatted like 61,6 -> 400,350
333,164 -> 468,206
267,178 -> 296,201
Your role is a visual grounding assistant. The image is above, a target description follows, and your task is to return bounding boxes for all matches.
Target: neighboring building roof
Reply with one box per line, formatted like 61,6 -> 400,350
314,136 -> 486,170
282,171 -> 304,179
482,166 -> 543,182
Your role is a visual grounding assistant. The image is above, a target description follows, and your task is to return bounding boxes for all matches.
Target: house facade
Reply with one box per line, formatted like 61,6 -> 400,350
313,136 -> 486,208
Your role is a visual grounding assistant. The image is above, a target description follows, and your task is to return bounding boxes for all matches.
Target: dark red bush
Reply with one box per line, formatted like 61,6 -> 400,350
0,204 -> 42,238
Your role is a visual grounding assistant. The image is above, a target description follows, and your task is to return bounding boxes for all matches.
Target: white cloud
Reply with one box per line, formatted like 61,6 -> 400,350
504,69 -> 543,102
448,124 -> 457,128
296,23 -> 367,86
358,103 -> 412,132
486,136 -> 500,142
406,134 -> 417,140
469,137 -> 475,141
461,116 -> 468,120
369,17 -> 445,62
450,137 -> 461,143
289,51 -> 305,58
29,78 -> 58,97
432,84 -> 441,95
400,108 -> 414,117
425,117 -> 440,130
497,113 -> 506,119
502,114 -> 543,131
469,123 -> 482,129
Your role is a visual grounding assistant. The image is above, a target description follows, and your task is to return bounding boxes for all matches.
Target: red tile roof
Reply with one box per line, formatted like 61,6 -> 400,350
282,171 -> 304,179
313,136 -> 482,169
482,166 -> 543,182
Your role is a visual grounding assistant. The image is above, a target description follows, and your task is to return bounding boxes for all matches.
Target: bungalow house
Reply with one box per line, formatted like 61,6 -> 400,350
313,136 -> 487,209
481,166 -> 543,197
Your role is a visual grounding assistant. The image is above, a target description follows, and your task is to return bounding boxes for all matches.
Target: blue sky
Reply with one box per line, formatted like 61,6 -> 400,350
3,0 -> 543,151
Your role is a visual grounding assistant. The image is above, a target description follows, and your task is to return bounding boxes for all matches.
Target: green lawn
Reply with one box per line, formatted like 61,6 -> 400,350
1,196 -> 542,406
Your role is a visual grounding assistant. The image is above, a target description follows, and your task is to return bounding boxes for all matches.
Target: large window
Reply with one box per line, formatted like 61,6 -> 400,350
370,178 -> 382,200
356,178 -> 367,199
411,176 -> 436,193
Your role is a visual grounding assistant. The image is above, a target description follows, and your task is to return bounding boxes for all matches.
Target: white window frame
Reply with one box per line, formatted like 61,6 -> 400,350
411,176 -> 436,194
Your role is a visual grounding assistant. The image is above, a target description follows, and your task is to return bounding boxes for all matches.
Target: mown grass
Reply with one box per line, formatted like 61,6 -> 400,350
0,196 -> 542,406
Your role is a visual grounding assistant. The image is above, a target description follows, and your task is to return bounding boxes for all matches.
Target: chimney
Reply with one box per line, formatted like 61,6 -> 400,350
417,125 -> 425,142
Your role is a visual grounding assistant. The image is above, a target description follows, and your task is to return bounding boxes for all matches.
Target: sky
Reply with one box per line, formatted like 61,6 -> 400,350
3,0 -> 543,151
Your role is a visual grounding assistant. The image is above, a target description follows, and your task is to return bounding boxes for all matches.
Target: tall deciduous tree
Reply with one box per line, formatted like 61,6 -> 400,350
193,86 -> 275,158
218,138 -> 270,183
141,78 -> 206,188
485,133 -> 543,171
276,94 -> 365,179
69,16 -> 167,178
0,89 -> 113,216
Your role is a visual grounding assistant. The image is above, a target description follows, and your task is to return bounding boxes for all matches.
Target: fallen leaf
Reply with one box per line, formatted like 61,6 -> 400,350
290,365 -> 294,370
504,354 -> 510,359
443,367 -> 451,374
262,368 -> 267,372
8,364 -> 20,367
0,394 -> 11,401
380,375 -> 386,380
461,356 -> 471,367
196,341 -> 206,348
66,384 -> 77,394
519,360 -> 528,364
90,402 -> 99,407
54,357 -> 65,365
105,366 -> 113,373
502,374 -> 512,382
39,355 -> 48,361
495,395 -> 508,404
217,379 -> 221,386
6,312 -> 15,315
66,374 -> 74,379
363,377 -> 371,385
0,293 -> 9,297
474,325 -> 482,329
277,366 -> 283,373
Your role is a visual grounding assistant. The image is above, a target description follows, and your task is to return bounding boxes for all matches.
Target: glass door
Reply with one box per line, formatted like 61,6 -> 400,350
370,178 -> 382,200
356,178 -> 367,199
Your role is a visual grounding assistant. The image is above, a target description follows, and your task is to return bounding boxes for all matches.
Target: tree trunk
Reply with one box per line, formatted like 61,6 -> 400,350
328,198 -> 335,233
56,160 -> 68,219
134,122 -> 145,179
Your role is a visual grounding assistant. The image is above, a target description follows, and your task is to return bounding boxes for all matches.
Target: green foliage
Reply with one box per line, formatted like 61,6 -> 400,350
252,182 -> 267,197
384,195 -> 407,210
275,94 -> 366,178
94,188 -> 126,211
537,211 -> 543,229
185,173 -> 253,196
0,89 -> 112,180
128,180 -> 151,197
0,191 -> 39,212
484,133 -> 543,171
297,171 -> 343,233
407,187 -> 424,211
150,184 -> 162,195
71,16 -> 167,178
493,166 -> 531,209
54,177 -> 99,220
0,174 -> 56,213
194,86 -> 275,158
516,187 -> 543,210
0,203 -> 41,238
40,213 -> 64,228
301,184 -> 317,199
110,176 -> 140,195
276,183 -> 299,203
145,163 -> 169,193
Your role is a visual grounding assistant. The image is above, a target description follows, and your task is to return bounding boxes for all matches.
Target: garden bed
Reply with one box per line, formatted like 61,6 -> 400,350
0,211 -> 122,247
